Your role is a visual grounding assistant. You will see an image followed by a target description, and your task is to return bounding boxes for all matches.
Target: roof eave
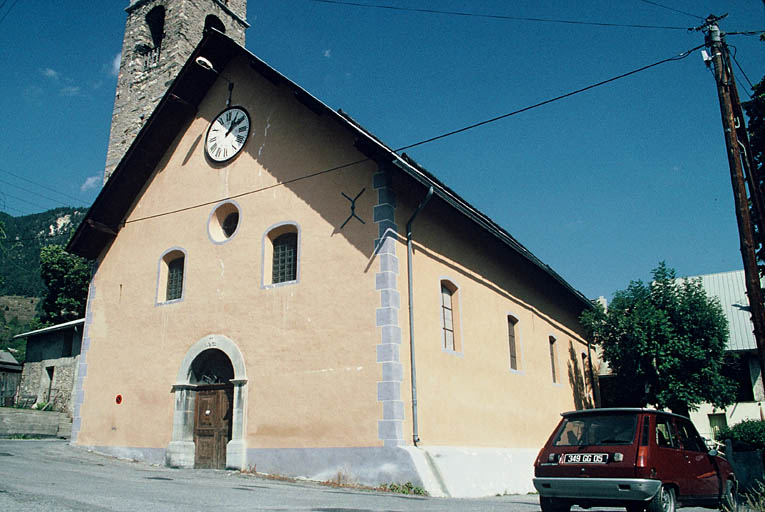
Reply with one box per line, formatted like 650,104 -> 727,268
67,29 -> 592,311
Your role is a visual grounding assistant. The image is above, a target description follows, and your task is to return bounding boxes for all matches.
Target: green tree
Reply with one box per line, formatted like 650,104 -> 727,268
39,245 -> 90,325
580,262 -> 735,417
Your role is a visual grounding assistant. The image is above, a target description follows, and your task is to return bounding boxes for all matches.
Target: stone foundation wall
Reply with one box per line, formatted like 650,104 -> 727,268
0,407 -> 72,438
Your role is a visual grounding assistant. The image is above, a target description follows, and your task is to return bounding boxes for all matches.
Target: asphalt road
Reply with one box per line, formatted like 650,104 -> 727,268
0,440 -> 722,512
0,439 -> 540,511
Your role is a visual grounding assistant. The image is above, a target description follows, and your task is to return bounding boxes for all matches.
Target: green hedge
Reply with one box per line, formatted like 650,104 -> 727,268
716,419 -> 765,449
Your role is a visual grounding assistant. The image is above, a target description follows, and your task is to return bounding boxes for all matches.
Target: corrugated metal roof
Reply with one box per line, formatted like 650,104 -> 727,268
683,270 -> 755,352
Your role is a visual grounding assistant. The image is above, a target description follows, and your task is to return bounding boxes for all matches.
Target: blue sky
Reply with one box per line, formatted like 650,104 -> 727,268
0,1 -> 762,300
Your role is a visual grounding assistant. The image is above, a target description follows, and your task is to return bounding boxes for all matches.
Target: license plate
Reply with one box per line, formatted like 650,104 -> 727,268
562,453 -> 608,464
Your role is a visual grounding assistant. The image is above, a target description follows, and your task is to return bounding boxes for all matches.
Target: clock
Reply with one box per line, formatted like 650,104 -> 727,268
205,106 -> 251,163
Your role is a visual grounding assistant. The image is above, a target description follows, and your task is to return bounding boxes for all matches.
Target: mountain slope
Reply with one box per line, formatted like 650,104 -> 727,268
0,208 -> 87,297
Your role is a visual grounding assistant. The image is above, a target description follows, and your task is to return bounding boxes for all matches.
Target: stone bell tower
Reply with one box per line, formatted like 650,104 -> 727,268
104,0 -> 248,182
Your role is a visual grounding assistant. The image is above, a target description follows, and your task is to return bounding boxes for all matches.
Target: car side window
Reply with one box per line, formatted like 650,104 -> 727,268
656,417 -> 678,448
676,419 -> 706,452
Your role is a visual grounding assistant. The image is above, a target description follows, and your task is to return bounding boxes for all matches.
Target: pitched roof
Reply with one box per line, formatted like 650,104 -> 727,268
13,318 -> 85,340
67,29 -> 591,311
683,270 -> 756,351
0,350 -> 20,367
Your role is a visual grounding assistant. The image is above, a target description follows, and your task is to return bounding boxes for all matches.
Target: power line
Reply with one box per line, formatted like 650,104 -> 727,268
635,0 -> 704,21
0,178 -> 72,209
126,45 -> 702,226
308,0 -> 690,30
396,44 -> 704,152
0,191 -> 57,213
726,30 -> 765,36
727,46 -> 755,93
125,157 -> 370,225
0,167 -> 85,204
0,0 -> 20,26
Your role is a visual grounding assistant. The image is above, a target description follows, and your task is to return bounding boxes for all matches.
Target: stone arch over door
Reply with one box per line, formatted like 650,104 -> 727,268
166,335 -> 247,469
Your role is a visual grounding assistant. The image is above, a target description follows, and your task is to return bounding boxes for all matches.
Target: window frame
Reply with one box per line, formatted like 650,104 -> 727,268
207,200 -> 241,245
439,279 -> 462,355
156,247 -> 187,305
261,222 -> 300,289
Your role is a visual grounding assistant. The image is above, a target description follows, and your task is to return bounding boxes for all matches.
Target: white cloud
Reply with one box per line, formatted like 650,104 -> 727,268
111,53 -> 121,76
80,175 -> 101,192
60,86 -> 81,97
323,49 -> 331,58
41,68 -> 59,80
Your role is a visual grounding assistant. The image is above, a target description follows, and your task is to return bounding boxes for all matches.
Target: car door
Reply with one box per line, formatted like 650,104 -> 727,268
674,417 -> 720,502
652,415 -> 687,491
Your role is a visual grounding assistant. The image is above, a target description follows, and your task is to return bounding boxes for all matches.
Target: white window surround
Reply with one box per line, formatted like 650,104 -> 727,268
207,200 -> 242,245
506,313 -> 524,374
156,247 -> 187,306
439,278 -> 463,356
261,221 -> 301,289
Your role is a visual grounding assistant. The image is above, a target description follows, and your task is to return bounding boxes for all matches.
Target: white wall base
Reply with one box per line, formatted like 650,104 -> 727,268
406,445 -> 539,497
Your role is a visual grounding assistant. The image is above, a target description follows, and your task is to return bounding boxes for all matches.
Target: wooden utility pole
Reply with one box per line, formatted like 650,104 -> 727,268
705,16 -> 765,383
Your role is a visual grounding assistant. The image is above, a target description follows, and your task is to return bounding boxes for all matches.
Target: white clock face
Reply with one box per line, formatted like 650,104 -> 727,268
205,107 -> 251,163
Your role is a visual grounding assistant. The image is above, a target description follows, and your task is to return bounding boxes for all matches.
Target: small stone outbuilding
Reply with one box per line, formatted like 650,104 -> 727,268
14,319 -> 84,414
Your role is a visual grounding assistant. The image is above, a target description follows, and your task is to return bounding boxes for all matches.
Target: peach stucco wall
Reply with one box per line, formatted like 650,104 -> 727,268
76,54 -> 593,455
77,56 -> 385,450
397,190 -> 592,449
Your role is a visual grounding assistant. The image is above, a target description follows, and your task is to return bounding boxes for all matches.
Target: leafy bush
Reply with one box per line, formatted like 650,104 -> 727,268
379,482 -> 429,496
716,419 -> 765,449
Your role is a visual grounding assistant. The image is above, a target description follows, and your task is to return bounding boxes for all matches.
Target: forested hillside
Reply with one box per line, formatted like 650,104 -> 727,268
0,208 -> 86,296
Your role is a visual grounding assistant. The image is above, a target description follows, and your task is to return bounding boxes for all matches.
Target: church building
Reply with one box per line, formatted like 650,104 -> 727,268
67,0 -> 596,497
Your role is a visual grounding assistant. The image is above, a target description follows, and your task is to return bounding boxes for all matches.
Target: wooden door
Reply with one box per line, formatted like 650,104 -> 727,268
194,384 -> 233,469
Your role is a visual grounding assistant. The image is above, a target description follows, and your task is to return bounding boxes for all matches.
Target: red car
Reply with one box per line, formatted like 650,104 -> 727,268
533,409 -> 736,512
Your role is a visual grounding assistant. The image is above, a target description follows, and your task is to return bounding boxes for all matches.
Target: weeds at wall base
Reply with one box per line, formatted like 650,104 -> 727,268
238,467 -> 429,496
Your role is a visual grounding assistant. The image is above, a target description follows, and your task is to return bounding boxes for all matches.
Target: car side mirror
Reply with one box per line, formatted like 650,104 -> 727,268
708,449 -> 719,457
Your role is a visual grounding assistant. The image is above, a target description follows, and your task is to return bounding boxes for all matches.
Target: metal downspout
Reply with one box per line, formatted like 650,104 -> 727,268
406,186 -> 434,446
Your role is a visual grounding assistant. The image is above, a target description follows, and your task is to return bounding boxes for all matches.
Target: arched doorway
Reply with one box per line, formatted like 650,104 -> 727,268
190,349 -> 233,468
166,335 -> 247,469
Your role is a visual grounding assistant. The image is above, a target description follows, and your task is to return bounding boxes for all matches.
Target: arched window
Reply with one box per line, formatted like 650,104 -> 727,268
263,224 -> 300,287
158,249 -> 186,303
507,315 -> 519,370
146,6 -> 165,48
440,280 -> 460,352
204,14 -> 226,34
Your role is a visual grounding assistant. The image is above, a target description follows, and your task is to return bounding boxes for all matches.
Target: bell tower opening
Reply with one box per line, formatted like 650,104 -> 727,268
103,0 -> 249,183
205,14 -> 226,34
146,6 -> 165,48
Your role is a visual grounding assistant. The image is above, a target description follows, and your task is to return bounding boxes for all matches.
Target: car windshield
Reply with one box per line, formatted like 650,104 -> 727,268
553,413 -> 638,446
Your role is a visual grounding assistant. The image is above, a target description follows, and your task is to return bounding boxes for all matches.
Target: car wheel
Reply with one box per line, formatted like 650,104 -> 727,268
721,479 -> 738,512
540,496 -> 571,512
647,486 -> 675,512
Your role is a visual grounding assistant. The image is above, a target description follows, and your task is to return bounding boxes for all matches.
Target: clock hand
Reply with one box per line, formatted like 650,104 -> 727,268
226,115 -> 243,136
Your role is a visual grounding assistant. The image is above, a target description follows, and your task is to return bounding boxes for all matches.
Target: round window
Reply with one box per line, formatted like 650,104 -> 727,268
208,202 -> 240,243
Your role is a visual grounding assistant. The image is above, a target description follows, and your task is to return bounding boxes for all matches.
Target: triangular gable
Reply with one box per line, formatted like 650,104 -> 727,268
67,29 -> 591,310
